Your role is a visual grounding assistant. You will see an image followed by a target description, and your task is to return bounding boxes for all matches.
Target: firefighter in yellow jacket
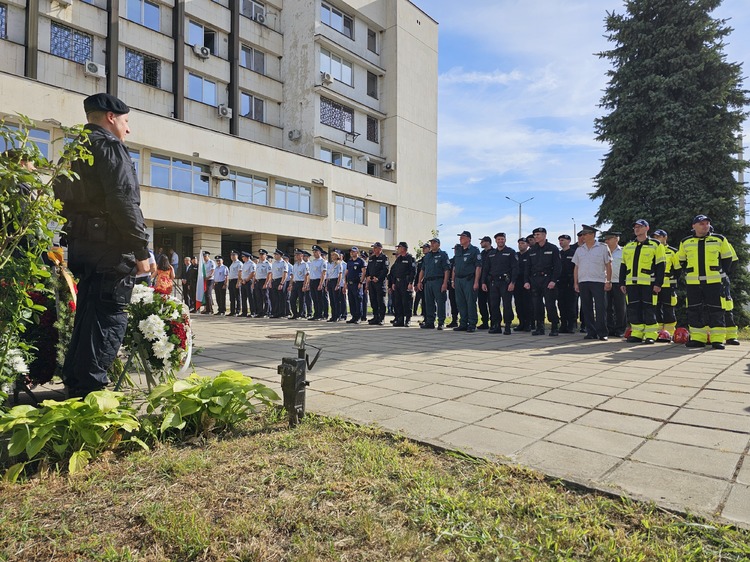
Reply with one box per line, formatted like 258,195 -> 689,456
675,215 -> 734,350
619,219 -> 666,344
652,229 -> 679,337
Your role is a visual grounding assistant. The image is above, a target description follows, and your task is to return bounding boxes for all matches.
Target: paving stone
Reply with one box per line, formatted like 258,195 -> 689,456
410,383 -> 473,400
604,461 -> 727,515
487,382 -> 549,398
509,399 -> 589,422
305,392 -> 359,415
334,371 -> 389,384
338,402 -> 405,424
597,397 -> 679,420
538,388 -> 609,408
441,376 -> 500,390
616,389 -> 691,407
630,440 -> 741,480
419,401 -> 497,423
378,411 -> 465,440
684,397 -> 750,416
670,408 -> 750,433
404,371 -> 455,384
654,424 -> 750,454
439,426 -> 537,458
311,378 -> 359,393
736,456 -> 750,486
455,391 -> 526,410
574,410 -> 663,437
517,441 -> 621,481
721,484 -> 750,526
334,385 -> 398,402
477,411 -> 564,439
371,392 -> 445,411
546,424 -> 645,457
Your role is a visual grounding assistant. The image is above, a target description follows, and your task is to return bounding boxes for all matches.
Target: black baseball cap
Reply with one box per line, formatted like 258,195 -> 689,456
692,214 -> 711,224
633,219 -> 649,228
653,229 -> 668,237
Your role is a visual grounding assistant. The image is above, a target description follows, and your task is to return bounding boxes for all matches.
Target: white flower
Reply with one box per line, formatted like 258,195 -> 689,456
170,309 -> 179,320
7,348 -> 28,374
152,338 -> 174,360
139,314 -> 166,341
131,284 -> 154,304
181,303 -> 190,316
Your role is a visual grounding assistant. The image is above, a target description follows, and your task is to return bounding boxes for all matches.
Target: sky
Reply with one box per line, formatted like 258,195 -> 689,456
410,0 -> 750,245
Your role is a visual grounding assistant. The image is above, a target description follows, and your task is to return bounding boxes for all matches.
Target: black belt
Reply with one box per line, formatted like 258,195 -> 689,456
457,274 -> 475,280
425,276 -> 443,281
533,271 -> 550,277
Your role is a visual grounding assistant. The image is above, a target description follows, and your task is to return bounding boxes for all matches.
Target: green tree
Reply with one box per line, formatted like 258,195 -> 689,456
591,0 -> 750,324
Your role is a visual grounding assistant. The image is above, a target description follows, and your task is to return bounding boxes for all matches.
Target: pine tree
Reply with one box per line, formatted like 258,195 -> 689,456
592,0 -> 750,325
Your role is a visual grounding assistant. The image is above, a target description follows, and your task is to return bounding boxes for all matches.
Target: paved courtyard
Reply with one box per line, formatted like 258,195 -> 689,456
154,315 -> 750,528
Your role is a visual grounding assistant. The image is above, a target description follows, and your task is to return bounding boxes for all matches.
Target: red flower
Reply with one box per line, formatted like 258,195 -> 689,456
68,300 -> 76,311
169,320 -> 188,349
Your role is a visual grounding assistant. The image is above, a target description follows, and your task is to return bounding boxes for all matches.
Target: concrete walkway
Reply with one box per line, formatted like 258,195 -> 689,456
193,315 -> 750,528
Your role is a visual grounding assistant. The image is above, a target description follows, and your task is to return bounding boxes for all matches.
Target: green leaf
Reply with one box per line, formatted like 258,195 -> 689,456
69,450 -> 91,474
8,429 -> 29,457
160,410 -> 185,433
80,428 -> 104,446
25,434 -> 51,459
3,463 -> 26,483
85,390 -> 122,412
128,436 -> 150,451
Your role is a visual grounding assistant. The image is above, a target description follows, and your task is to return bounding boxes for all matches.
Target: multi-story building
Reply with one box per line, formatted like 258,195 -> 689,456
0,0 -> 438,260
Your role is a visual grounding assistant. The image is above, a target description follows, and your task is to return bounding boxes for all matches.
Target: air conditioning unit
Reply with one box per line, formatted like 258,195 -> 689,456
321,72 -> 333,85
288,129 -> 301,141
217,104 -> 233,118
56,0 -> 72,7
384,161 -> 396,171
210,163 -> 230,179
193,44 -> 211,59
254,13 -> 266,24
83,60 -> 106,79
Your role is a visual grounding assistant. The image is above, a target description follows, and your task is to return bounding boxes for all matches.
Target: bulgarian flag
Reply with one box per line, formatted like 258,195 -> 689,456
195,251 -> 207,310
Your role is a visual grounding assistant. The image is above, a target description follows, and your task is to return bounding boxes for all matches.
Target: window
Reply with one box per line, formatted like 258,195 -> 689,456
240,44 -> 265,74
320,147 -> 352,169
0,125 -> 50,159
188,20 -> 216,54
366,162 -> 377,176
240,92 -> 265,122
50,22 -> 92,64
275,182 -> 311,213
150,154 -> 209,195
219,172 -> 268,205
367,28 -> 377,53
187,73 -> 217,105
320,97 -> 353,133
335,195 -> 365,225
366,116 -> 379,143
367,71 -> 378,99
125,49 -> 160,87
320,48 -> 352,86
321,2 -> 353,39
128,149 -> 140,178
126,0 -> 159,31
0,4 -> 7,40
379,205 -> 390,229
241,0 -> 265,20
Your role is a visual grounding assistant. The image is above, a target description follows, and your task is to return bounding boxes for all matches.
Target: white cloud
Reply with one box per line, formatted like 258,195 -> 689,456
439,68 -> 524,86
437,201 -> 464,220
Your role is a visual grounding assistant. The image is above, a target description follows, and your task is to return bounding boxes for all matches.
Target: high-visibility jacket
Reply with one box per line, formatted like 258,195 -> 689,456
662,245 -> 679,287
619,237 -> 665,287
675,234 -> 733,285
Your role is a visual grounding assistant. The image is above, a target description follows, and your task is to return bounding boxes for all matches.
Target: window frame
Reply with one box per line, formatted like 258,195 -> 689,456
126,0 -> 160,32
49,21 -> 93,64
125,48 -> 161,88
188,20 -> 217,54
320,48 -> 353,86
187,72 -> 217,106
367,28 -> 377,54
366,116 -> 379,143
240,44 -> 265,74
240,91 -> 265,122
0,124 -> 50,159
275,181 -> 312,214
219,171 -> 268,205
334,194 -> 365,225
321,2 -> 353,40
241,0 -> 265,21
367,71 -> 378,99
150,153 -> 210,195
0,3 -> 7,40
379,204 -> 390,229
320,97 -> 354,133
319,147 -> 353,170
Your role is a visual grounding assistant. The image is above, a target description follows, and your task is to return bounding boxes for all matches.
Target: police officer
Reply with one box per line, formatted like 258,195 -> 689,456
226,250 -> 242,316
452,231 -> 482,332
184,256 -> 199,312
389,242 -> 417,327
477,236 -> 493,329
413,242 -> 430,319
301,250 -> 314,318
213,256 -> 229,315
557,234 -> 578,333
675,215 -> 733,349
523,227 -> 562,336
417,238 -> 451,329
307,245 -> 327,320
346,247 -> 366,324
513,237 -> 533,331
446,251 -> 460,328
619,219 -> 665,344
481,232 -> 518,334
652,229 -> 679,338
366,242 -> 390,325
55,93 -> 150,397
270,249 -> 288,318
238,251 -> 255,317
254,249 -> 272,317
289,249 -> 309,319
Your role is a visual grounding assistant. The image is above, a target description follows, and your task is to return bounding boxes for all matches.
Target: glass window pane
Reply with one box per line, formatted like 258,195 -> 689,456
188,73 -> 202,101
240,46 -> 250,68
253,185 -> 267,205
253,98 -> 264,121
253,50 -> 265,74
151,165 -> 170,188
344,204 -> 354,223
172,168 -> 191,192
219,179 -> 235,199
342,155 -> 352,169
321,4 -> 330,25
331,10 -> 342,31
288,190 -> 298,211
203,80 -> 216,106
241,93 -> 251,117
332,152 -> 341,166
320,50 -> 330,74
173,158 -> 192,170
188,21 -> 203,46
300,194 -> 310,214
275,186 -> 285,208
151,154 -> 170,166
331,57 -> 341,80
343,16 -> 353,39
144,0 -> 159,31
127,0 -> 141,23
335,202 -> 343,221
341,61 -> 352,85
320,148 -> 331,163
194,174 -> 209,195
237,181 -> 253,203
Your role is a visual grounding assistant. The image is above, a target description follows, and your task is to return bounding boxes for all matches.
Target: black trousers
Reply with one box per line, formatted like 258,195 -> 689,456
304,287 -> 313,318
290,281 -> 305,317
347,280 -> 363,320
310,279 -> 326,318
203,279 -> 214,312
327,279 -> 342,319
655,287 -> 676,326
514,285 -> 532,328
361,284 -> 369,320
270,277 -> 284,316
240,282 -> 254,315
62,270 -> 133,395
477,288 -> 489,325
606,282 -> 627,335
579,281 -> 607,337
393,281 -> 414,323
686,283 -> 724,334
530,275 -> 559,327
557,280 -> 578,331
413,289 -> 424,316
368,280 -> 386,321
214,281 -> 226,313
182,280 -> 194,309
488,278 -> 514,327
625,285 -> 657,337
448,285 -> 458,323
228,279 -> 240,315
253,282 -> 268,317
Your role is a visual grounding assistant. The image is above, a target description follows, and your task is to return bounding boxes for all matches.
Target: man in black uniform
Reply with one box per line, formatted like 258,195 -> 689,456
524,227 -> 562,336
366,242 -> 390,325
481,232 -> 518,334
557,234 -> 578,333
513,237 -> 533,331
413,242 -> 430,319
389,242 -> 417,327
55,93 -> 150,397
477,236 -> 493,329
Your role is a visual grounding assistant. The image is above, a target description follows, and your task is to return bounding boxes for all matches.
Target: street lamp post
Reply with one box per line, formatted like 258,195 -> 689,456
505,196 -> 534,240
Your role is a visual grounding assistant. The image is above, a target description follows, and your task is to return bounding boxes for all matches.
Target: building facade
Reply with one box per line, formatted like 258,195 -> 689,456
0,0 -> 438,260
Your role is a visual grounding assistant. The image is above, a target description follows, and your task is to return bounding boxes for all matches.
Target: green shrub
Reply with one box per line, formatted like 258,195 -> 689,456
147,370 -> 279,438
0,390 -> 146,481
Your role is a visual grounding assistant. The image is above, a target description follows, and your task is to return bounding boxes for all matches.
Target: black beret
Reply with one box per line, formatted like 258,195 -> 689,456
532,227 -> 547,234
83,93 -> 130,115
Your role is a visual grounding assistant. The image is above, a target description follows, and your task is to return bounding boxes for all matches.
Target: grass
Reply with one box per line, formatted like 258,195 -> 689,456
1,413 -> 749,561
